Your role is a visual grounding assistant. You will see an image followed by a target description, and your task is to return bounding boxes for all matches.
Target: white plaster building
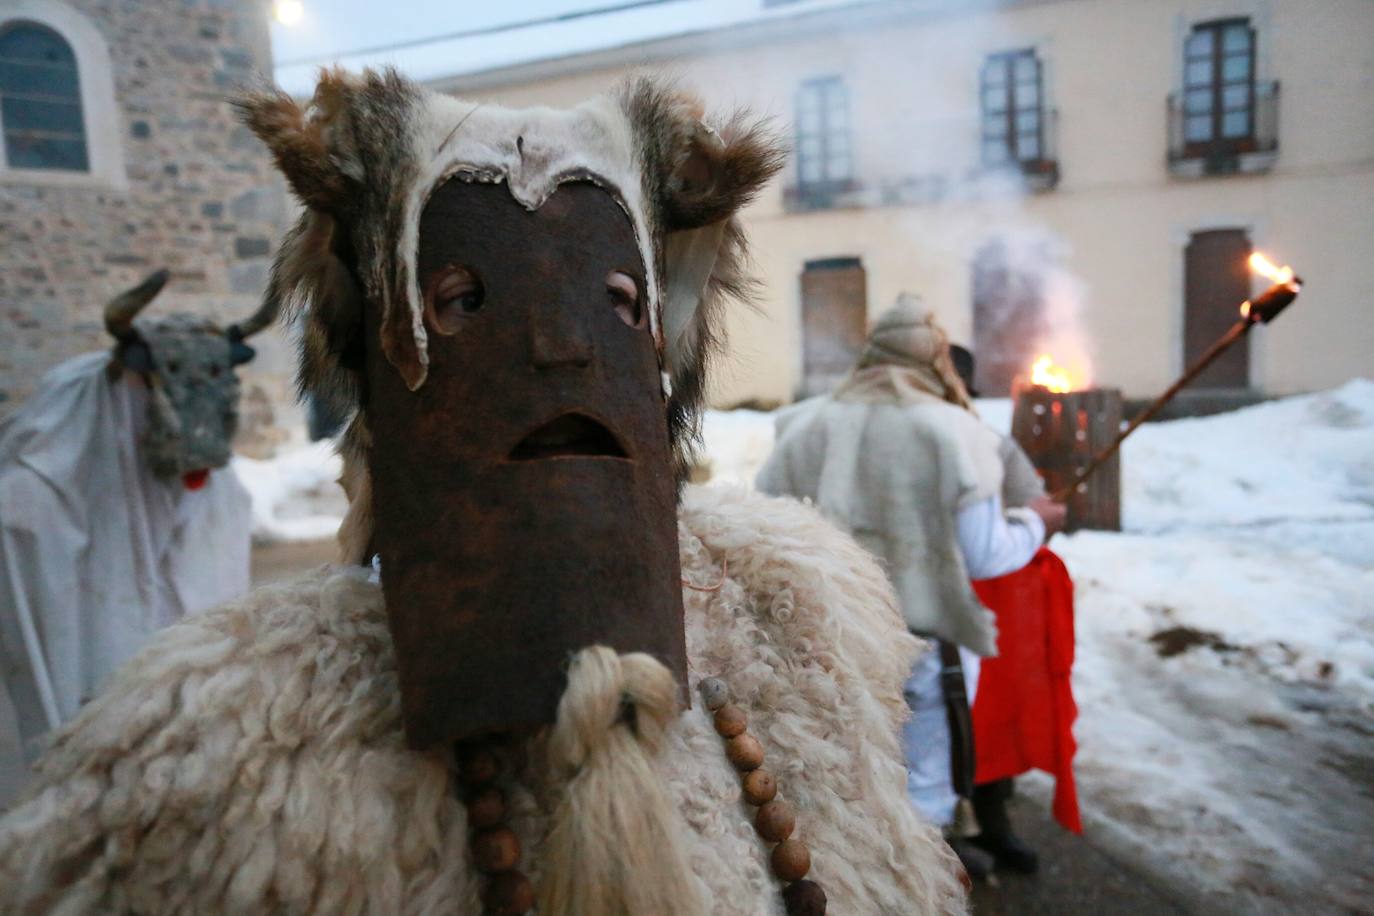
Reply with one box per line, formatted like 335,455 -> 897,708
283,0 -> 1374,405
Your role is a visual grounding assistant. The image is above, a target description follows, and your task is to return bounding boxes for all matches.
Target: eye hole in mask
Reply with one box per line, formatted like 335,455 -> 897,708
425,265 -> 486,335
606,270 -> 642,329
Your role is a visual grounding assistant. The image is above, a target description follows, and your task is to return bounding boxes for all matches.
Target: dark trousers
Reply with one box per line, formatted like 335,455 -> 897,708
973,777 -> 1015,839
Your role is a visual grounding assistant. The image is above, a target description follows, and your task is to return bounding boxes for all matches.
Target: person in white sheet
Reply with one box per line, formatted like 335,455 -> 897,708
756,294 -> 1064,876
0,272 -> 265,805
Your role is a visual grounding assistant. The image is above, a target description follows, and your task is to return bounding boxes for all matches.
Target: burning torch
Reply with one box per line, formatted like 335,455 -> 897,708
1051,253 -> 1303,502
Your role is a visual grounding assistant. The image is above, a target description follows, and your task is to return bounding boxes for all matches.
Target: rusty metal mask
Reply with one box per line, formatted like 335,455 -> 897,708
239,70 -> 785,749
365,179 -> 687,749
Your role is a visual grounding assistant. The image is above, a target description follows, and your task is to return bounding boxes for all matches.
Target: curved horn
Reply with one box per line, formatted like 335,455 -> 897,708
227,288 -> 284,341
104,269 -> 170,340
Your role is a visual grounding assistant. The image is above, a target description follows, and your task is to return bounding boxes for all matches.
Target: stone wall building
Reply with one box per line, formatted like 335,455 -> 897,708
0,0 -> 293,451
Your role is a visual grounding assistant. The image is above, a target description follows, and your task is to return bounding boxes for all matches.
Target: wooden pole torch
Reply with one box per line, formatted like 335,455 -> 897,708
1052,255 -> 1302,502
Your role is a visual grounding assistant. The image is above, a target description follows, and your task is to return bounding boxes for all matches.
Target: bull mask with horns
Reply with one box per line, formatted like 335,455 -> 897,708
104,269 -> 279,488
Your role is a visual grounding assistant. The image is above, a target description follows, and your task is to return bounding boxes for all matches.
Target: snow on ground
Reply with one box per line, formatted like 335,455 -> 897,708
698,407 -> 779,485
231,441 -> 346,544
700,381 -> 1374,913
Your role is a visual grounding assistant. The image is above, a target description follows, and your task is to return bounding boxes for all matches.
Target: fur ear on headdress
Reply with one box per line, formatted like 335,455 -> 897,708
268,211 -> 366,419
237,67 -> 427,405
621,80 -> 786,479
233,69 -> 364,215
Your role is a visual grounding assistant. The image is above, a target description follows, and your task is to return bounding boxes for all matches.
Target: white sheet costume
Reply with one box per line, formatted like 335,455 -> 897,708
0,354 -> 250,792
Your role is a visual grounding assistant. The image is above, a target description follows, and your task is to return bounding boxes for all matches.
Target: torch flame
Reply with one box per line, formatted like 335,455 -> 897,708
1030,354 -> 1075,393
1249,252 -> 1294,286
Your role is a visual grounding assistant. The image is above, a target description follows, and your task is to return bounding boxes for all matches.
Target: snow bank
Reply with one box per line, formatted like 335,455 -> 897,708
231,441 -> 346,544
1121,379 -> 1374,533
699,408 -> 777,485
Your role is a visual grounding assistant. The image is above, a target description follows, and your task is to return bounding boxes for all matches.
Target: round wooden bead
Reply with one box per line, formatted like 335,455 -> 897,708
782,879 -> 827,916
725,733 -> 765,771
755,799 -> 796,842
713,704 -> 748,738
458,745 -> 500,786
466,786 -> 506,830
742,768 -> 778,805
473,826 -> 521,872
699,677 -> 730,711
483,870 -> 536,915
771,838 -> 811,882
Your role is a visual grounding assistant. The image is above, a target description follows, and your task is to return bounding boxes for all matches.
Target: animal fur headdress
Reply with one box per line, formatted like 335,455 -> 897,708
237,69 -> 783,552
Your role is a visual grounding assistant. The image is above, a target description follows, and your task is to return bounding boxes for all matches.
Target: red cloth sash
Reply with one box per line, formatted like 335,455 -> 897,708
971,547 -> 1082,833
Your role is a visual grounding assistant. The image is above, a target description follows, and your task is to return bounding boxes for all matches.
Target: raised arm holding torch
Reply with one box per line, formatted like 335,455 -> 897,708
1052,253 -> 1303,502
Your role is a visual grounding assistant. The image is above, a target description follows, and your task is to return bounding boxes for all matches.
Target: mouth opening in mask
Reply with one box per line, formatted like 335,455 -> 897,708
508,413 -> 628,461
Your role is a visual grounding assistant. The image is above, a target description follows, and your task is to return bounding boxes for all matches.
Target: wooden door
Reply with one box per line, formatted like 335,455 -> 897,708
1184,229 -> 1250,388
972,240 -> 1046,396
799,257 -> 867,397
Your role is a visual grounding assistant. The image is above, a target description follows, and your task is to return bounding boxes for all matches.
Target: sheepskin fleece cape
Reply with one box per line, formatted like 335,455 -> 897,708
0,485 -> 966,915
756,377 -> 1004,656
998,435 -> 1045,510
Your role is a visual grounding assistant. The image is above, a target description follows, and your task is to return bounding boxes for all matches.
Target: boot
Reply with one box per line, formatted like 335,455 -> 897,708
947,836 -> 996,884
971,779 -> 1039,874
970,830 -> 1040,874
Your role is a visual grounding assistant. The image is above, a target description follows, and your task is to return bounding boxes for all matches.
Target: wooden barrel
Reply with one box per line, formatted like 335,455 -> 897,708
1011,387 -> 1122,532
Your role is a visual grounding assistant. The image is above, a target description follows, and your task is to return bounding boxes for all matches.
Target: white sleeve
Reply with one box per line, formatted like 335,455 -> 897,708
955,495 -> 1044,580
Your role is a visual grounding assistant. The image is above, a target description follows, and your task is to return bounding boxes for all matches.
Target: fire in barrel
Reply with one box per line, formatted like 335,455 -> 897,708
1011,355 -> 1123,532
1014,250 -> 1301,533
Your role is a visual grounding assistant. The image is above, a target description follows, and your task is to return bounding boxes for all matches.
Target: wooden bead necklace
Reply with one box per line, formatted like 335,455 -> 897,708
698,676 -> 828,916
453,678 -> 828,916
455,740 -> 536,915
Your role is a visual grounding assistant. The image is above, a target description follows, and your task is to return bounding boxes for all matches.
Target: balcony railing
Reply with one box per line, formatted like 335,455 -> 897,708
783,177 -> 862,212
1168,80 -> 1279,177
977,107 -> 1060,192
782,107 -> 1061,212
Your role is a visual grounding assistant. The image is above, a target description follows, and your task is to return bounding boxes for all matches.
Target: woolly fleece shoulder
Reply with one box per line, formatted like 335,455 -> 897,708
0,486 -> 964,915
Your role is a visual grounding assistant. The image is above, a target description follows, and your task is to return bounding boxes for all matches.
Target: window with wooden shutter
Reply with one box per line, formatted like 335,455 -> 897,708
980,49 -> 1044,168
1182,19 -> 1257,152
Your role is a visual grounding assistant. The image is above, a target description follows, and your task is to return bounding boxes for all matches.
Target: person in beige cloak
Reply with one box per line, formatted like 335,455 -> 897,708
756,294 -> 1064,875
0,71 -> 968,915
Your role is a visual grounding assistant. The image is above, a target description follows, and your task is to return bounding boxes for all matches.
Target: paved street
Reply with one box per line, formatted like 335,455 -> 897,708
969,791 -> 1193,916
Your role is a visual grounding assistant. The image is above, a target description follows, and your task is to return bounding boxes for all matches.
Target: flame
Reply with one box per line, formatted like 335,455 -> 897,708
1249,252 -> 1294,286
1030,354 -> 1075,393
1240,300 -> 1251,319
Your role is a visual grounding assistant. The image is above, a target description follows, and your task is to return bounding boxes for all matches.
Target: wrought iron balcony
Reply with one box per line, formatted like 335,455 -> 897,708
782,177 -> 862,212
1168,80 -> 1279,177
978,107 -> 1060,192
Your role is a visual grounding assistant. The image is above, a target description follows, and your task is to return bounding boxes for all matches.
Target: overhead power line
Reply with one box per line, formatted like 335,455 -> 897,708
276,0 -> 685,67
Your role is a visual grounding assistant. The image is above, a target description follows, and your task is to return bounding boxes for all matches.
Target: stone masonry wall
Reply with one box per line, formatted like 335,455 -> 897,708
0,0 -> 296,454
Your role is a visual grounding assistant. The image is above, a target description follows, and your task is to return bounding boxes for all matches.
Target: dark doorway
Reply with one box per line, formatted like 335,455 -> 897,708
799,257 -> 867,397
1184,229 -> 1251,388
972,239 -> 1048,396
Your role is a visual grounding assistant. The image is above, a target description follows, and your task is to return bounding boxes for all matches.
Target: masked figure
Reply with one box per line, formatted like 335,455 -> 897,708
756,295 -> 1067,881
0,71 -> 967,914
0,271 -> 266,802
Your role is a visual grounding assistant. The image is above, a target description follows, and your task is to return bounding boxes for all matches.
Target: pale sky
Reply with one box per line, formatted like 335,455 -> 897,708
270,1 -> 639,68
267,0 -> 873,94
